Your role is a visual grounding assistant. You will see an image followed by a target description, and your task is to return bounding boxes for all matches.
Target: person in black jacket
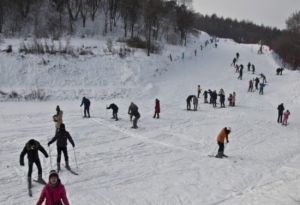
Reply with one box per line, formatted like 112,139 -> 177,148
203,90 -> 208,103
107,103 -> 119,121
186,95 -> 194,110
48,123 -> 75,172
20,139 -> 48,189
80,97 -> 91,118
128,102 -> 140,129
277,103 -> 285,123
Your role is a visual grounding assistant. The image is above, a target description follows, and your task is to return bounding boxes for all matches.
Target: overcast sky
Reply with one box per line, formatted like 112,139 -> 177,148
193,0 -> 300,29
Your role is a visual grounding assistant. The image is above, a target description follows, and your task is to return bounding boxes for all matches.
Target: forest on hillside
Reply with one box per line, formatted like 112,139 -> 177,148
0,0 -> 299,67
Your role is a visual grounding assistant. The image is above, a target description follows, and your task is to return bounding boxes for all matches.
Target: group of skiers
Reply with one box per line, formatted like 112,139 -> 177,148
20,105 -> 75,203
201,89 -> 236,108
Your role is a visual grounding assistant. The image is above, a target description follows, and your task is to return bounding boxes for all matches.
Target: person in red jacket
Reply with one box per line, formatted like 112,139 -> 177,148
216,127 -> 231,158
36,170 -> 70,205
153,98 -> 160,119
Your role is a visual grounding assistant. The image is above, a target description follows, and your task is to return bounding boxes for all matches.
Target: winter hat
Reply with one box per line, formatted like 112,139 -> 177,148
226,127 -> 231,132
49,170 -> 59,179
60,123 -> 65,130
56,105 -> 60,112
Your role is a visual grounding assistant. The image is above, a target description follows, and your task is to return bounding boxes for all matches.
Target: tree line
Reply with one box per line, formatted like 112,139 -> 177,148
0,0 -> 299,67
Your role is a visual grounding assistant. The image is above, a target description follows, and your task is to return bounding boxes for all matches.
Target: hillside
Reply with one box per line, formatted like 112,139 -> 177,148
0,34 -> 300,205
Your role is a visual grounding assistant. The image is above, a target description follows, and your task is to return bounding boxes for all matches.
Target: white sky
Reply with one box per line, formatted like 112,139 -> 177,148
193,0 -> 300,29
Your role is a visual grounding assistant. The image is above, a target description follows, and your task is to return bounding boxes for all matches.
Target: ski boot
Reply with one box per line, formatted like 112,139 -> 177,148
215,152 -> 223,158
37,174 -> 46,184
57,163 -> 61,173
65,161 -> 71,170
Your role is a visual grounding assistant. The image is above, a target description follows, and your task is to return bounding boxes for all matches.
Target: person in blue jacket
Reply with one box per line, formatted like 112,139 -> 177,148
80,97 -> 91,118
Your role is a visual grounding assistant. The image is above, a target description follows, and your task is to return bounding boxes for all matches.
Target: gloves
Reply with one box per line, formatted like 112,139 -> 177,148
45,155 -> 49,158
47,142 -> 51,147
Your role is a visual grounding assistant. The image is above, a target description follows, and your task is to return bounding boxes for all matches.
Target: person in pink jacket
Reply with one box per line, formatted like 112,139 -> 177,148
282,110 -> 290,126
36,170 -> 70,205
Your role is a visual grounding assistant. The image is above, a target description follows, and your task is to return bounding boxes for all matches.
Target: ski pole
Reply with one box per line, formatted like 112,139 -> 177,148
73,147 -> 79,171
48,145 -> 53,169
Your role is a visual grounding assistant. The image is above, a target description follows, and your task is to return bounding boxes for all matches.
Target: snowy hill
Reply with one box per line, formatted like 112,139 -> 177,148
0,33 -> 300,205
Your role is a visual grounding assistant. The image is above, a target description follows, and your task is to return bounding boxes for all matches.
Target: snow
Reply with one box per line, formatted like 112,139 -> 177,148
0,33 -> 300,204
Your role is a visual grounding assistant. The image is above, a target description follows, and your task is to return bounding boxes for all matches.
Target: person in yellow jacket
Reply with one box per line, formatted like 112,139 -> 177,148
53,105 -> 63,133
216,127 -> 231,158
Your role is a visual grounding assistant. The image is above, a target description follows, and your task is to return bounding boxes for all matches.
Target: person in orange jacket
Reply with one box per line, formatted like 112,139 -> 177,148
216,127 -> 231,158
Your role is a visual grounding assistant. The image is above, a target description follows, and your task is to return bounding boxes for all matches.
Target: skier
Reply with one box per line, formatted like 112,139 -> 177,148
106,103 -> 119,121
203,90 -> 208,103
248,80 -> 254,92
53,105 -> 63,133
276,67 -> 284,75
235,64 -> 239,73
215,127 -> 231,158
197,85 -> 202,98
186,95 -> 194,110
252,64 -> 255,74
255,77 -> 260,90
231,58 -> 237,66
153,98 -> 160,119
128,102 -> 140,129
259,82 -> 265,95
236,52 -> 240,59
48,123 -> 75,172
238,65 -> 243,80
277,103 -> 285,123
228,94 -> 233,106
282,110 -> 290,126
232,92 -> 236,106
260,73 -> 267,83
247,62 -> 251,72
192,95 -> 198,111
80,97 -> 91,118
208,90 -> 213,104
218,89 -> 225,108
20,139 -> 48,196
212,91 -> 217,108
36,170 -> 70,205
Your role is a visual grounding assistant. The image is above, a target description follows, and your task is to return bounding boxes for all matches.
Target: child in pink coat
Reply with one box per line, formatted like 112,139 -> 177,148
282,110 -> 290,126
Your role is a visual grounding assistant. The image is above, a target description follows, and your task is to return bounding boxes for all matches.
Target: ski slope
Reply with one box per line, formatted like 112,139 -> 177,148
0,34 -> 300,205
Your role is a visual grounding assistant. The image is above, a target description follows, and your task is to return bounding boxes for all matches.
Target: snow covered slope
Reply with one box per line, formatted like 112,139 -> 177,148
0,34 -> 300,205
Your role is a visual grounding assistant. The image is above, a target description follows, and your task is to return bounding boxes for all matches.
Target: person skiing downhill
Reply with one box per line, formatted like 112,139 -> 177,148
80,97 -> 91,118
48,123 -> 75,172
277,103 -> 285,123
36,170 -> 70,205
128,102 -> 140,129
153,98 -> 160,118
53,106 -> 63,133
107,103 -> 119,121
216,127 -> 231,158
20,139 -> 48,196
282,110 -> 290,126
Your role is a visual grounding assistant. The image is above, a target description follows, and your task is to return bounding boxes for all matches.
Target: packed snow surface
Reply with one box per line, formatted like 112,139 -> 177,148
0,33 -> 300,204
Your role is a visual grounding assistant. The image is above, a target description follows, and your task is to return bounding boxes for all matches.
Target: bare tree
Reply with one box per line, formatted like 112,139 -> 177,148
286,11 -> 300,33
80,0 -> 89,27
88,0 -> 100,21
